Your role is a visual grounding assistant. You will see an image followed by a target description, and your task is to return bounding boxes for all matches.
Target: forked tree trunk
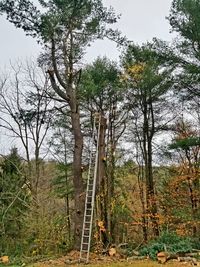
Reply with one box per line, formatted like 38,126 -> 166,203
48,62 -> 85,249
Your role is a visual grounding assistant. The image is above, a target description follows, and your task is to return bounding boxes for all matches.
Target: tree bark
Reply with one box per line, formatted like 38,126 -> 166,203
143,98 -> 159,238
70,109 -> 85,249
96,115 -> 109,247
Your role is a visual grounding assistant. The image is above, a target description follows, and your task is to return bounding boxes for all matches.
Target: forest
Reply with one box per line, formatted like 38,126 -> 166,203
0,0 -> 200,266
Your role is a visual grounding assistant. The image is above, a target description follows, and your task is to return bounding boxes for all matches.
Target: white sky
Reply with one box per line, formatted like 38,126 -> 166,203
0,0 -> 174,67
0,0 -> 174,154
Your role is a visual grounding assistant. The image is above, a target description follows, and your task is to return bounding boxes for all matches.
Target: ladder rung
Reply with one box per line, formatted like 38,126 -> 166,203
81,248 -> 89,250
79,258 -> 87,262
84,221 -> 91,223
84,226 -> 91,229
86,211 -> 92,214
83,228 -> 90,231
80,117 -> 101,263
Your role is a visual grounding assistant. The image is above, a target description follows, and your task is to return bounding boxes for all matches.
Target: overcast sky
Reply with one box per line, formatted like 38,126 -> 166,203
0,0 -> 174,154
0,0 -> 174,67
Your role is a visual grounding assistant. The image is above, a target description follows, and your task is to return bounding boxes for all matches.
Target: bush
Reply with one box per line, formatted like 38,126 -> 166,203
139,232 -> 193,260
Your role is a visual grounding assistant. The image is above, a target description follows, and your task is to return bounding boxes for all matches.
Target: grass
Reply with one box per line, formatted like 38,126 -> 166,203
84,260 -> 192,267
1,259 -> 192,267
86,263 -> 160,267
0,262 -> 192,267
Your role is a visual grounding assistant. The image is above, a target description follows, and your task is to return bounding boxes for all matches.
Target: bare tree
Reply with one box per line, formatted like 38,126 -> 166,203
0,61 -> 53,200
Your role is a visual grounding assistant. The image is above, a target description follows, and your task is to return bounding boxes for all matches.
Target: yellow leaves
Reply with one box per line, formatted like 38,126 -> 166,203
127,62 -> 146,82
98,220 -> 106,232
32,249 -> 38,256
121,62 -> 146,84
128,62 -> 146,74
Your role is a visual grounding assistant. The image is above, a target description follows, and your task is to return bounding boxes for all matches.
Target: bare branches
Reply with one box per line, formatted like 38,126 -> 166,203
0,60 -> 54,197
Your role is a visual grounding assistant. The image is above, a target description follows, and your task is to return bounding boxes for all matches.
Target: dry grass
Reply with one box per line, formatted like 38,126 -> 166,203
85,260 -> 192,267
31,259 -> 193,267
29,251 -> 195,267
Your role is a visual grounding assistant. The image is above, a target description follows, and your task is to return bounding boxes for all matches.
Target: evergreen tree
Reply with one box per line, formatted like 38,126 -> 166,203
122,42 -> 174,239
0,0 -> 123,247
0,147 -> 28,254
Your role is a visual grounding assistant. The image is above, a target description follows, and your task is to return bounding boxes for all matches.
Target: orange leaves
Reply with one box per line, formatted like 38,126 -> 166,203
0,256 -> 9,264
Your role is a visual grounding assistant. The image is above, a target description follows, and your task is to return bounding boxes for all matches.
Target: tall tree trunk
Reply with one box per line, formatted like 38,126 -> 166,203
64,142 -> 71,240
48,61 -> 85,248
96,115 -> 108,247
71,109 -> 84,249
138,165 -> 148,242
146,140 -> 159,237
34,145 -> 40,201
107,113 -> 116,243
143,104 -> 159,238
186,153 -> 199,236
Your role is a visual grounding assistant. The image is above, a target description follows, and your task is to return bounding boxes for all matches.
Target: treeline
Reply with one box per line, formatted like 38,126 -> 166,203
0,0 -> 200,260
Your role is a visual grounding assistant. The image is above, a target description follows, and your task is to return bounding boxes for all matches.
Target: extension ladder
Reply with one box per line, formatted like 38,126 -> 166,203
79,114 -> 101,263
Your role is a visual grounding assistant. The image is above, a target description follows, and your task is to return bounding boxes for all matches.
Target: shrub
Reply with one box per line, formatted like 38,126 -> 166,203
139,232 -> 193,260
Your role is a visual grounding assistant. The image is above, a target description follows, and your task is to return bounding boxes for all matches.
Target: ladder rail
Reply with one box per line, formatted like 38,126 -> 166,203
80,114 -> 101,263
87,115 -> 101,261
80,117 -> 96,260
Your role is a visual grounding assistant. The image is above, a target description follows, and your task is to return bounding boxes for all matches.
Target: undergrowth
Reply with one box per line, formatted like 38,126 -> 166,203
139,232 -> 194,260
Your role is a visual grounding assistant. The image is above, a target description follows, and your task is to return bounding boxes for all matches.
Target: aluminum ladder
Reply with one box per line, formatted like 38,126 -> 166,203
79,114 -> 101,263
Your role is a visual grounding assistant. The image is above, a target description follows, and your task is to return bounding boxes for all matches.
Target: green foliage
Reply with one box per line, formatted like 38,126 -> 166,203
122,42 -> 174,114
169,136 -> 200,150
0,0 -> 41,38
140,232 -> 193,260
80,57 -> 122,110
140,243 -> 165,260
0,148 -> 29,256
191,238 -> 200,250
51,163 -> 73,199
0,0 -> 121,48
23,210 -> 72,257
168,0 -> 200,96
169,0 -> 200,43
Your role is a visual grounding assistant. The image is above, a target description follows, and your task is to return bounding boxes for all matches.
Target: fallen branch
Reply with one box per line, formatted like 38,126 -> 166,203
178,256 -> 197,265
